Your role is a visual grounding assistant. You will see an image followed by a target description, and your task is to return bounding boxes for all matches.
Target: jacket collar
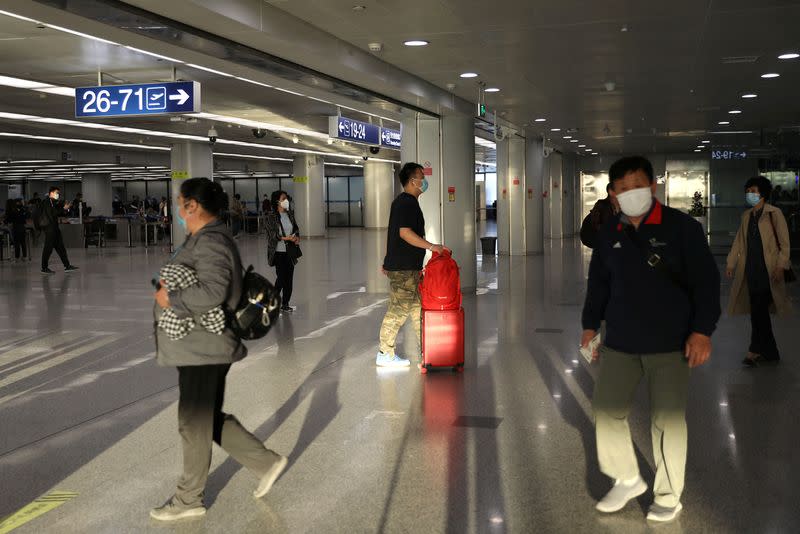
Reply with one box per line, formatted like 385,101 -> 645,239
618,199 -> 661,229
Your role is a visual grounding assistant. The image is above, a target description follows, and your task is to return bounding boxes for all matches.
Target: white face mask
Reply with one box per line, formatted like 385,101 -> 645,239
616,187 -> 653,217
280,199 -> 290,210
52,193 -> 60,200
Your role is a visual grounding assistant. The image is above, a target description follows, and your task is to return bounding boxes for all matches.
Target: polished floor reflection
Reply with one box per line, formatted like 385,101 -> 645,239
0,229 -> 797,533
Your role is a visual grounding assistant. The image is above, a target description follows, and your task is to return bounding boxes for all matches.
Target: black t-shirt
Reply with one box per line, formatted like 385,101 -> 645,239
383,192 -> 425,271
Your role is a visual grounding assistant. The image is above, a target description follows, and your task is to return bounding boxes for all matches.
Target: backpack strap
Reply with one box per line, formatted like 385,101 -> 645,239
623,225 -> 689,296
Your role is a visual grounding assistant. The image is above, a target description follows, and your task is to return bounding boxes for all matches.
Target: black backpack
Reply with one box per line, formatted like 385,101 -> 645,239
229,266 -> 282,340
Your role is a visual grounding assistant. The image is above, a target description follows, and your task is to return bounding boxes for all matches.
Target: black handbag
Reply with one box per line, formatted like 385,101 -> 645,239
768,212 -> 796,283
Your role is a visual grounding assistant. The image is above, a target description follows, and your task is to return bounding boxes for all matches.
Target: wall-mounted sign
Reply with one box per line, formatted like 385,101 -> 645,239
528,187 -> 533,200
380,127 -> 402,148
448,186 -> 455,202
512,178 -> 520,185
328,116 -> 380,145
293,176 -> 309,184
423,161 -> 433,176
712,150 -> 747,160
171,170 -> 189,179
76,81 -> 201,118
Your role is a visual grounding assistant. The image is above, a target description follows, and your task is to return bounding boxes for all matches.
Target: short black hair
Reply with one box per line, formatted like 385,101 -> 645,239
744,176 -> 772,200
234,193 -> 241,200
48,186 -> 60,194
609,156 -> 654,184
179,177 -> 228,215
398,162 -> 424,187
606,182 -> 614,193
271,190 -> 288,210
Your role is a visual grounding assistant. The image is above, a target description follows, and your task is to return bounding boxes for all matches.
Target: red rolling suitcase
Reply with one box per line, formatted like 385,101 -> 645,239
421,308 -> 465,373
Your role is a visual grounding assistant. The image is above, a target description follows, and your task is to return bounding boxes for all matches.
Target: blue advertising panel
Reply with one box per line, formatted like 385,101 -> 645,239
380,126 -> 402,148
75,81 -> 201,118
328,116 -> 381,145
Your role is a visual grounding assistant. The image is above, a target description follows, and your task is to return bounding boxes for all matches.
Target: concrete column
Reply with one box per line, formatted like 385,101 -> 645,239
496,135 -> 527,255
292,154 -> 325,237
545,152 -> 563,239
525,137 -> 544,254
401,111 -> 477,290
441,113 -> 477,290
363,160 -> 394,229
81,173 -> 112,217
561,154 -> 577,236
171,141 -> 213,243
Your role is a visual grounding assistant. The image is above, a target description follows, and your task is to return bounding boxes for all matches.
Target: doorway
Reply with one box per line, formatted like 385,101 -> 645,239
326,175 -> 364,227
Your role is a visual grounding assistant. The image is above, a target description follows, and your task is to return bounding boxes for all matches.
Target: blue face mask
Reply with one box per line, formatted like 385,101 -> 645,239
176,211 -> 187,230
746,192 -> 761,207
419,178 -> 429,194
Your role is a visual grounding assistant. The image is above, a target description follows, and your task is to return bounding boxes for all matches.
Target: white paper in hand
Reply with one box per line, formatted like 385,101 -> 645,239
579,333 -> 601,364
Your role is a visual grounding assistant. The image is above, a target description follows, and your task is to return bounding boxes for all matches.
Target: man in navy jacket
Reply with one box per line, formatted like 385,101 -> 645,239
581,156 -> 720,523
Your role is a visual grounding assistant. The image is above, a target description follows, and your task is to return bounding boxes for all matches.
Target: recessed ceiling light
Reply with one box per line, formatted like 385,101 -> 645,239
761,73 -> 780,78
728,110 -> 742,114
404,40 -> 429,47
352,5 -> 366,11
534,118 -> 546,122
697,145 -> 705,149
484,87 -> 500,93
570,139 -> 579,143
741,93 -> 757,99
563,135 -> 572,139
550,128 -> 561,132
778,53 -> 799,60
591,152 -> 598,155
718,121 -> 730,125
702,140 -> 711,144
578,144 -> 586,147
694,149 -> 702,152
460,72 -> 479,79
584,148 -> 592,151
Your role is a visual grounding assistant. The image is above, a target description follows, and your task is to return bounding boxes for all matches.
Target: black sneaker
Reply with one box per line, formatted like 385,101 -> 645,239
41,268 -> 55,275
281,305 -> 295,313
64,265 -> 79,273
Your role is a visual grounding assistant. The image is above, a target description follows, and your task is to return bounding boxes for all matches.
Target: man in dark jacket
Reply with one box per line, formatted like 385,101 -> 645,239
580,183 -> 619,248
581,156 -> 720,523
39,187 -> 77,274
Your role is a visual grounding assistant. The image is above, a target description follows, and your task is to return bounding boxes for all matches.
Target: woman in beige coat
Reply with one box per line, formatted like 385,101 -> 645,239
725,176 -> 792,366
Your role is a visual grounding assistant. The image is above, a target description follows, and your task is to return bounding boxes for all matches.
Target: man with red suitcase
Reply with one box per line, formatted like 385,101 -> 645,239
377,162 -> 448,368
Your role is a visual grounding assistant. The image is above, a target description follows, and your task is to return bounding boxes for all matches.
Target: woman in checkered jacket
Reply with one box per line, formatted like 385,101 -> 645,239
150,178 -> 287,522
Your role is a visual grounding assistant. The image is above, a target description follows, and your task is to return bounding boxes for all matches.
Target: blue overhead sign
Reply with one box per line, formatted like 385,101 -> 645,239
380,127 -> 402,148
75,81 -> 201,118
328,116 -> 381,146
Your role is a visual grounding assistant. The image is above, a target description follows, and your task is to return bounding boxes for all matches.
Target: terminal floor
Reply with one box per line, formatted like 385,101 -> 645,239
0,229 -> 798,534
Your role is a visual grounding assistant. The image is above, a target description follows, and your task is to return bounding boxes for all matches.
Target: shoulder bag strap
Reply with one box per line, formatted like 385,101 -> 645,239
768,211 -> 782,253
623,225 -> 690,295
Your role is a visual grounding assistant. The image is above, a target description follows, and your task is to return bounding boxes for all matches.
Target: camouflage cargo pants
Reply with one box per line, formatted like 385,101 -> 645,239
379,270 -> 422,357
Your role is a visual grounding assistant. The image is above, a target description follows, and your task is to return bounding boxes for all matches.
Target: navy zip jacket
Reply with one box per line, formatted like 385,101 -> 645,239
582,200 -> 721,354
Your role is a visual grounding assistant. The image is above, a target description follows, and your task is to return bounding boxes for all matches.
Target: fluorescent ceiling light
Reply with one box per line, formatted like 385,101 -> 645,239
324,162 -> 364,168
741,93 -> 757,99
718,121 -> 730,125
584,148 -> 592,151
404,40 -> 429,47
702,140 -> 711,144
570,139 -> 579,143
761,73 -> 780,78
534,118 -> 546,122
186,63 -> 233,77
694,149 -> 701,152
0,159 -> 53,164
550,128 -> 561,132
40,22 -> 119,46
578,144 -> 586,148
0,131 -> 171,151
728,110 -> 742,114
214,152 -> 293,162
591,152 -> 598,155
778,53 -> 799,60
124,46 -> 183,63
484,88 -> 500,93
475,136 -> 496,149
234,76 -> 272,88
460,72 -> 479,78
563,136 -> 573,139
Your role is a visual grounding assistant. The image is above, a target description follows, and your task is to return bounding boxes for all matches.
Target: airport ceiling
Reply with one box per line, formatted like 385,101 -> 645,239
0,5 -> 404,181
267,0 -> 800,157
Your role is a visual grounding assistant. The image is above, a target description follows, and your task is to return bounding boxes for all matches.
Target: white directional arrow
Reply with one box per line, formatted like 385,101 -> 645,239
339,122 -> 346,133
168,89 -> 190,105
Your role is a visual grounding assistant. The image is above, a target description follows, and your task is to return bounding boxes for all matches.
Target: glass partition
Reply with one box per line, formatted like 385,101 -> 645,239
580,172 -> 609,221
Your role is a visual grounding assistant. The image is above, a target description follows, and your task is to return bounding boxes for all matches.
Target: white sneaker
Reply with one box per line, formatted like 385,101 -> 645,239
647,502 -> 683,522
375,352 -> 411,368
254,455 -> 288,499
595,476 -> 648,513
150,499 -> 206,521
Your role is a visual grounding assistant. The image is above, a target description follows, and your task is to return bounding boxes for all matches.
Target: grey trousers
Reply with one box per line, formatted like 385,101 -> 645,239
592,347 -> 690,508
174,364 -> 282,507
